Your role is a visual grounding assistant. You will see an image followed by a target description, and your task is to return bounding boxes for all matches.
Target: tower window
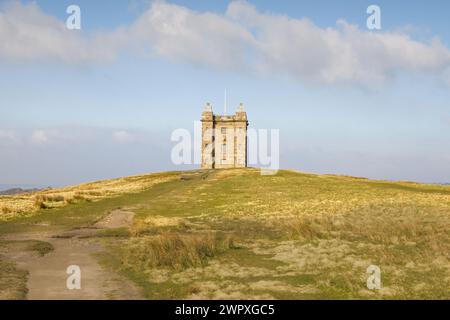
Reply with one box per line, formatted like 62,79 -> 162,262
221,127 -> 227,134
221,143 -> 227,160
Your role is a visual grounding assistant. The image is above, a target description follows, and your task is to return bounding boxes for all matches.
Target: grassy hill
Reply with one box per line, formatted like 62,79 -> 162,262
1,168 -> 450,299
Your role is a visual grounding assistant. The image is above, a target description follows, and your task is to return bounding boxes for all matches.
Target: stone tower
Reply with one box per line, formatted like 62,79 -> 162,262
201,103 -> 248,169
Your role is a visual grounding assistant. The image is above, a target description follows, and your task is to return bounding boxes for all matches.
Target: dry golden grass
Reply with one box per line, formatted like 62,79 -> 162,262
120,232 -> 235,272
0,172 -> 179,221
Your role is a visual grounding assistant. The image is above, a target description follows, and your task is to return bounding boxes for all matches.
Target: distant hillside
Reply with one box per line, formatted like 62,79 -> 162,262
0,187 -> 43,196
0,184 -> 45,192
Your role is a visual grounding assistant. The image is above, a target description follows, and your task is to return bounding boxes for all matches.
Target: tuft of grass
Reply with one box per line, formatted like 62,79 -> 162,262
26,241 -> 54,256
91,228 -> 131,238
33,198 -> 48,210
41,194 -> 65,202
121,232 -> 236,272
1,206 -> 12,214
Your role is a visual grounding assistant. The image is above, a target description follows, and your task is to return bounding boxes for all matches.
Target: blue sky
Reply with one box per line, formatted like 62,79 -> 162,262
1,0 -> 450,186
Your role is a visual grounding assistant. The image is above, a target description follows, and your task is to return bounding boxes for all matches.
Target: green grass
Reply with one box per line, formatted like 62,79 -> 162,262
1,168 -> 450,299
0,260 -> 28,300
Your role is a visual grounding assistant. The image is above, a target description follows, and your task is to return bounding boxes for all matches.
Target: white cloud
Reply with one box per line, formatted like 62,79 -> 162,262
1,1 -> 450,85
112,130 -> 136,143
0,1 -> 116,63
0,130 -> 16,140
0,130 -> 20,146
29,127 -> 138,145
30,129 -> 58,144
225,1 -> 450,84
127,1 -> 255,68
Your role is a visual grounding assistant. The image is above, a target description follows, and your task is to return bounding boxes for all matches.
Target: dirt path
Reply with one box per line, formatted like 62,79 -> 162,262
1,209 -> 142,300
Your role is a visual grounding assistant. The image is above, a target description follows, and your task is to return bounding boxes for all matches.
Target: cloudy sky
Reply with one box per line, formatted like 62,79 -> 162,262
1,0 -> 450,186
